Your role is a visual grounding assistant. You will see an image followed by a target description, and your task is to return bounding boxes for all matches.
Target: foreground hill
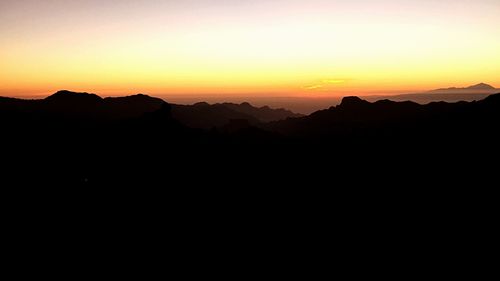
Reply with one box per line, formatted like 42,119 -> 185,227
0,90 -> 166,121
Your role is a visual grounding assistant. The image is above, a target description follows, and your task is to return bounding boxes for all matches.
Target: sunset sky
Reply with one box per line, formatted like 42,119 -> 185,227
1,0 -> 499,97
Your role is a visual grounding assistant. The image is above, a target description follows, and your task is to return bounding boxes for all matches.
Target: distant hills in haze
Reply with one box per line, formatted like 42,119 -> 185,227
365,83 -> 499,104
429,82 -> 496,93
155,83 -> 500,114
171,101 -> 302,129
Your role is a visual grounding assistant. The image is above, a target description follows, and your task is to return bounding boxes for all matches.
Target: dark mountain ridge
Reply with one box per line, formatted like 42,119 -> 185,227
0,90 -> 165,122
0,90 -> 301,129
3,89 -> 500,140
171,102 -> 261,129
267,93 -> 500,142
170,101 -> 302,129
1,90 -> 500,185
220,102 -> 302,122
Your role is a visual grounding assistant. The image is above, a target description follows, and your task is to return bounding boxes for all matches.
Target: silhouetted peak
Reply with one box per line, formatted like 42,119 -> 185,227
130,93 -> 154,99
240,102 -> 252,107
193,102 -> 210,107
339,96 -> 370,108
134,94 -> 163,103
466,83 -> 495,90
104,94 -> 163,104
46,90 -> 102,103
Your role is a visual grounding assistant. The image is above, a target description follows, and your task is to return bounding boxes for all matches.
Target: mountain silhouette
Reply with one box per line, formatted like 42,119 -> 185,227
2,90 -> 497,257
365,83 -> 499,104
429,83 -> 498,94
0,90 -> 300,131
465,83 -> 496,90
171,101 -> 301,129
3,90 -> 500,144
220,102 -> 302,122
1,89 -> 498,242
171,102 -> 261,129
267,93 -> 500,143
45,90 -> 102,103
0,90 -> 166,122
1,90 -> 500,186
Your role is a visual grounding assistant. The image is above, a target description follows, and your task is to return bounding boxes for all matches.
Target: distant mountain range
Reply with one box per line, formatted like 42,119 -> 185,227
171,101 -> 302,129
429,83 -> 497,93
365,83 -> 499,104
153,83 -> 500,114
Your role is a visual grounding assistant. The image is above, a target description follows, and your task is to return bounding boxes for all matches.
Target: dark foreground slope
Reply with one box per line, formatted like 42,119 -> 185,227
1,90 -> 499,186
2,91 -> 498,255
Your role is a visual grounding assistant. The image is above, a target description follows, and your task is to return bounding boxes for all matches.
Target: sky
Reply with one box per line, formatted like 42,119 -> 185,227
1,0 -> 500,97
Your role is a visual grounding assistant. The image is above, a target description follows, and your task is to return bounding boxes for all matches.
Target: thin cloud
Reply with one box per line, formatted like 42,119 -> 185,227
303,85 -> 324,90
303,79 -> 347,90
